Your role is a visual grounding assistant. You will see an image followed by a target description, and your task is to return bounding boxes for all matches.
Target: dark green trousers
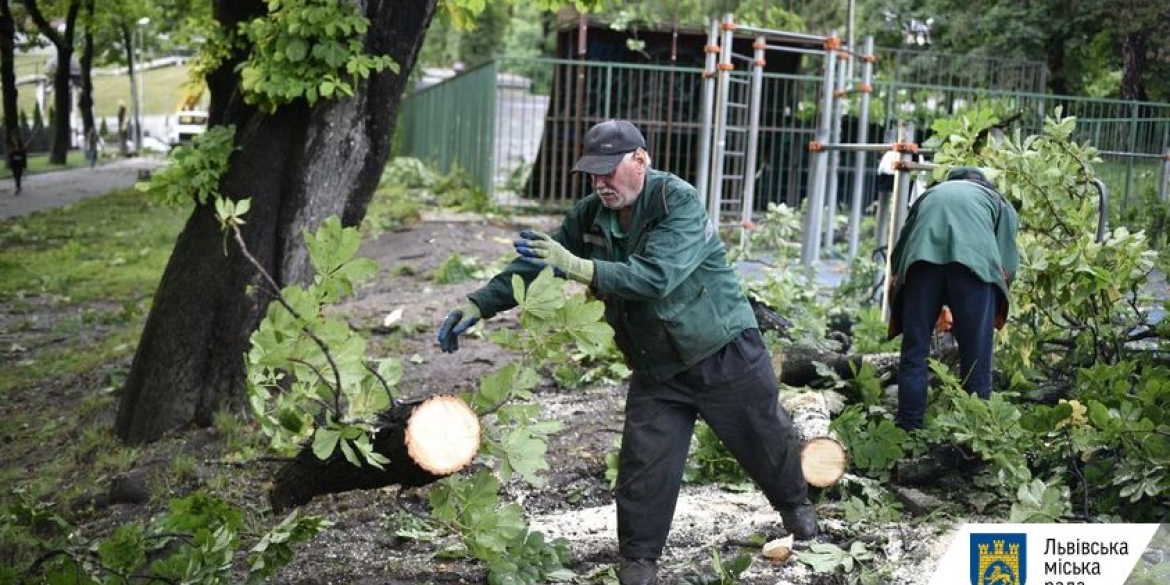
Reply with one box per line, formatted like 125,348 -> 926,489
615,328 -> 808,559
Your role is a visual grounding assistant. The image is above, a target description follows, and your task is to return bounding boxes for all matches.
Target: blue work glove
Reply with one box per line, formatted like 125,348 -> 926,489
437,303 -> 481,353
513,230 -> 595,284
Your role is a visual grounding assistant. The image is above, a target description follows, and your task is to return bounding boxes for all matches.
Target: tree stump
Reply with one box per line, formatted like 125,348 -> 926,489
781,391 -> 848,488
269,395 -> 480,512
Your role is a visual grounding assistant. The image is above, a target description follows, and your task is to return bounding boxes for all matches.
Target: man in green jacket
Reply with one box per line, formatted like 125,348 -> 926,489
887,167 -> 1020,430
438,120 -> 815,585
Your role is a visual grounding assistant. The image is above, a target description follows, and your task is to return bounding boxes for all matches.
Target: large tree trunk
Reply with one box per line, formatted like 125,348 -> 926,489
77,0 -> 95,136
1044,34 -> 1069,96
116,0 -> 440,444
1120,31 -> 1148,101
20,0 -> 80,164
0,0 -> 17,147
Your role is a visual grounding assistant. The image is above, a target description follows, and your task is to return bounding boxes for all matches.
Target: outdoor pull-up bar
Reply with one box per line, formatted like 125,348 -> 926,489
729,25 -> 828,46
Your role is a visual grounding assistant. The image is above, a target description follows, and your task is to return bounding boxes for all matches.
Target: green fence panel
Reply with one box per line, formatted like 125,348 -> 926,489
397,62 -> 498,197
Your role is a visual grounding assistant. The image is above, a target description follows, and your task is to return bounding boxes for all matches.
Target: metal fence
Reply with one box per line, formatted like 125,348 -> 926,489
397,56 -> 1170,219
396,63 -> 498,195
873,47 -> 1047,94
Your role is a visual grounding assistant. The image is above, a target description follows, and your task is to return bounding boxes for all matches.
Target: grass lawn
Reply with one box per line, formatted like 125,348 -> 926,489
0,188 -> 190,304
13,57 -> 197,120
0,187 -> 190,396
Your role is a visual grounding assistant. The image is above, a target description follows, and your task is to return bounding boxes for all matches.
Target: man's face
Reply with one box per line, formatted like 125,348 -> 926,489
591,150 -> 647,209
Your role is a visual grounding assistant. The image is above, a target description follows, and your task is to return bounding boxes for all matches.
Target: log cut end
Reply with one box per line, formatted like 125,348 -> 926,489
800,438 -> 847,487
782,390 -> 849,488
405,395 -> 481,475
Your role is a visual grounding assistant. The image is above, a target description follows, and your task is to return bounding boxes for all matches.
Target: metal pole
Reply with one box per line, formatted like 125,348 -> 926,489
891,123 -> 915,238
708,13 -> 735,228
1091,178 -> 1109,243
874,127 -> 897,252
135,17 -> 151,150
822,49 -> 848,252
1160,148 -> 1170,203
741,36 -> 766,227
847,37 -> 874,261
1122,102 -> 1138,213
133,28 -> 143,150
846,0 -> 856,81
696,19 -> 719,209
817,142 -> 906,152
799,33 -> 838,267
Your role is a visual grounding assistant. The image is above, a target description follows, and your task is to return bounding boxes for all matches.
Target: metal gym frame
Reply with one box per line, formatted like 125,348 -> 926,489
699,15 -> 1170,271
696,14 -> 883,267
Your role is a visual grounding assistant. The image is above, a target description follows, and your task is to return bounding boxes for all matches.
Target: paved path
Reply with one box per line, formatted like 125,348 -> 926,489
0,157 -> 166,221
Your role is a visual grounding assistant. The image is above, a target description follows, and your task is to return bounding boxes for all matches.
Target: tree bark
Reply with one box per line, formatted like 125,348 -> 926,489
77,0 -> 95,137
269,395 -> 480,513
1120,31 -> 1148,101
0,0 -> 18,148
116,0 -> 439,444
19,0 -> 81,164
775,344 -> 958,388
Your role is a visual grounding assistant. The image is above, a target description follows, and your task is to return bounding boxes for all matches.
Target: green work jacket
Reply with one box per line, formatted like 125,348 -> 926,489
887,179 -> 1020,338
468,169 -> 757,381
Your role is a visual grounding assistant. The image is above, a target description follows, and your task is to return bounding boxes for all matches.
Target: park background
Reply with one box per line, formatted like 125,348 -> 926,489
1,2 -> 1169,585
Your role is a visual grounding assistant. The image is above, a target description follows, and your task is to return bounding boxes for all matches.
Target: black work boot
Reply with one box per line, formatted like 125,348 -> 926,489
778,500 -> 818,540
618,557 -> 658,585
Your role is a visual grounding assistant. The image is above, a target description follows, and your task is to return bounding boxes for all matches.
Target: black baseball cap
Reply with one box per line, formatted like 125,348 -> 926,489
572,120 -> 647,175
946,166 -> 997,190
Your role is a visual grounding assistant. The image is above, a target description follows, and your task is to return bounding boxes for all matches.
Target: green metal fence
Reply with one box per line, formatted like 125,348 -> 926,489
397,56 -> 1170,221
397,62 -> 498,196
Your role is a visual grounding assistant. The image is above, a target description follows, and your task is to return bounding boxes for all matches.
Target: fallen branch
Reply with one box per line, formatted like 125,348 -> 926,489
269,395 -> 480,512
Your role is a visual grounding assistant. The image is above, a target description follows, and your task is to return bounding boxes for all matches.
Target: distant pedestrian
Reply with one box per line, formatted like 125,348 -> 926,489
85,127 -> 100,169
8,138 -> 27,194
117,101 -> 129,156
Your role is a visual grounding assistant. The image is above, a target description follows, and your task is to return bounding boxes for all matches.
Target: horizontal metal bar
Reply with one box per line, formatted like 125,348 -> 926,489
732,25 -> 828,45
896,161 -> 943,172
818,142 -> 899,152
1098,150 -> 1167,160
764,45 -> 827,57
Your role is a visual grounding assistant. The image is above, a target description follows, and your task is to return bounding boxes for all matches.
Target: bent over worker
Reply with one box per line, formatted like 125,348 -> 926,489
437,120 -> 816,585
887,167 -> 1020,430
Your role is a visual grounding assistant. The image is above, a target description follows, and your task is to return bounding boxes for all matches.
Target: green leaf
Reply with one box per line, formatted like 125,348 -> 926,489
97,524 -> 147,575
312,427 -> 340,460
497,426 -> 552,486
517,268 -> 564,321
285,38 -> 308,61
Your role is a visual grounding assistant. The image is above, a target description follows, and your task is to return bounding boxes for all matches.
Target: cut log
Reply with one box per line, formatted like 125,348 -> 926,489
269,394 -> 480,512
774,345 -> 958,388
780,391 -> 848,488
892,485 -> 947,517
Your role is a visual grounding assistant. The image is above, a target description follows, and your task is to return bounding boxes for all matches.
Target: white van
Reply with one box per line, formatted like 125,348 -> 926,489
171,111 -> 208,146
